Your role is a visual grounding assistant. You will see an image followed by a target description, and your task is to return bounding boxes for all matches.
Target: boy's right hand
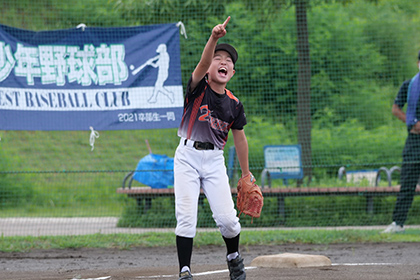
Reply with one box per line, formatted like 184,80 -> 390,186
212,16 -> 230,39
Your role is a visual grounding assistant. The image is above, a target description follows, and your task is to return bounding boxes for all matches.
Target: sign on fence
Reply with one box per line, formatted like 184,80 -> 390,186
0,23 -> 184,131
263,145 -> 304,179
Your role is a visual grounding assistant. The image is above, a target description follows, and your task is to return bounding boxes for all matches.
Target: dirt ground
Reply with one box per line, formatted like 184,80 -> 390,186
1,243 -> 420,280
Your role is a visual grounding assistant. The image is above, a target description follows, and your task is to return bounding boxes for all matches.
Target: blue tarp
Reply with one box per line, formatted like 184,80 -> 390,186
132,154 -> 174,189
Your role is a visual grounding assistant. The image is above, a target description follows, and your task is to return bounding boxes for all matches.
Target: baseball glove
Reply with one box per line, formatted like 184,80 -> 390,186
236,173 -> 263,222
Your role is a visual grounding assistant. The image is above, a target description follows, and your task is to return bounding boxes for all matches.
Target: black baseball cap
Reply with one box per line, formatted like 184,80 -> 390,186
418,50 -> 420,60
215,43 -> 238,64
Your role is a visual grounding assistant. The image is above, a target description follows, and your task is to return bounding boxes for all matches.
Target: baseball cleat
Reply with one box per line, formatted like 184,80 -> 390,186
382,221 -> 405,234
227,254 -> 246,280
178,270 -> 193,279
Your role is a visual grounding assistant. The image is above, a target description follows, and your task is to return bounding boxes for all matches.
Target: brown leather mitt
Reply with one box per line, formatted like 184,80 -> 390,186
236,173 -> 264,222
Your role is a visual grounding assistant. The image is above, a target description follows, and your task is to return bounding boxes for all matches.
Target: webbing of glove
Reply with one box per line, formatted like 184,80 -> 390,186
237,173 -> 263,223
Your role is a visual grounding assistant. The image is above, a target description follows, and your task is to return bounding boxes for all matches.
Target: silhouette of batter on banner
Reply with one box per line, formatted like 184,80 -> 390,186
130,44 -> 174,103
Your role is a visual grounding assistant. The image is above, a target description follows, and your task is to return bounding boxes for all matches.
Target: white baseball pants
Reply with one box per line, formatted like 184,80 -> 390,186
174,138 -> 241,238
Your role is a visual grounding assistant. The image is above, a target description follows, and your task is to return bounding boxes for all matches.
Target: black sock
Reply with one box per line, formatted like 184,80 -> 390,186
176,235 -> 193,272
223,234 -> 240,255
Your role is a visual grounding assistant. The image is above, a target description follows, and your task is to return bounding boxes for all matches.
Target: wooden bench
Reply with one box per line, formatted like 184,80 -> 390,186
263,185 -> 420,220
116,185 -> 420,222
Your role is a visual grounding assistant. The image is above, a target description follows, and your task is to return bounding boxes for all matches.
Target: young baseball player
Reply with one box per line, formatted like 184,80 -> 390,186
174,16 -> 250,280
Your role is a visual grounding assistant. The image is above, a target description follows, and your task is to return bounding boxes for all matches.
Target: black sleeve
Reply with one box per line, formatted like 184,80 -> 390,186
231,101 -> 247,130
394,80 -> 410,108
186,76 -> 206,96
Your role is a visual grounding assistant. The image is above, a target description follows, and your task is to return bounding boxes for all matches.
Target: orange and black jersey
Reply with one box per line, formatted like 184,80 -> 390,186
177,76 -> 247,150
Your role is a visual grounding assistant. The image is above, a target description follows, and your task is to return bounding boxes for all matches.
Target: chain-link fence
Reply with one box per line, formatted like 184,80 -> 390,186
1,0 -> 420,234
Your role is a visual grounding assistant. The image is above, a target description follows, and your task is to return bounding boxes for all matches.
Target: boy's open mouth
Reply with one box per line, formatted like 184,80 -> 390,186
218,67 -> 228,76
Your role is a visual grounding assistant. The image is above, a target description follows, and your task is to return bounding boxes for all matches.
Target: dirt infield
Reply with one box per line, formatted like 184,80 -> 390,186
1,243 -> 420,280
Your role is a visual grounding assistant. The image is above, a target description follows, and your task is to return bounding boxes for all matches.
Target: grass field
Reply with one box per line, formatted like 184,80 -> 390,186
0,129 -> 182,217
1,130 -> 180,171
1,228 -> 420,252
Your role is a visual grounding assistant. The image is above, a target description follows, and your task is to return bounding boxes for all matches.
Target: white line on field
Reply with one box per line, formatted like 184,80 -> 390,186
70,264 -> 402,280
332,263 -> 401,266
71,277 -> 111,280
135,266 -> 257,278
136,275 -> 174,278
194,267 -> 257,276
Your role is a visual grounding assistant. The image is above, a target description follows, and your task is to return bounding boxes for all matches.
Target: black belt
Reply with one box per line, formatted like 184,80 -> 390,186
184,139 -> 215,150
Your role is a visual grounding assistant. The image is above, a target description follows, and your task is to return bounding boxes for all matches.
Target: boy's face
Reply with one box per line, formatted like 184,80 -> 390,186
207,50 -> 235,84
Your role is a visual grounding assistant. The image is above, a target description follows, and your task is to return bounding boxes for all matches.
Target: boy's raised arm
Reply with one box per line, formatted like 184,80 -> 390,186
190,16 -> 230,91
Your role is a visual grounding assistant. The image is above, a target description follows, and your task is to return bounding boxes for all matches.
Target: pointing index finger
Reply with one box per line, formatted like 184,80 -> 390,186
222,16 -> 231,28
